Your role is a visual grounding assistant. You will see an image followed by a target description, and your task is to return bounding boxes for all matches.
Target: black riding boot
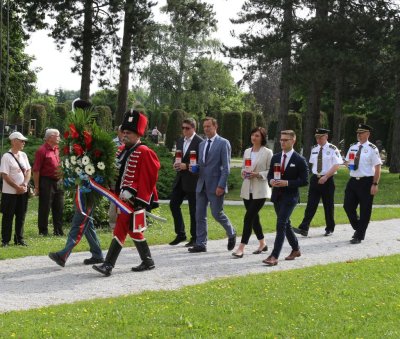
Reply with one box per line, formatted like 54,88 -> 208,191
92,238 -> 122,276
132,240 -> 155,272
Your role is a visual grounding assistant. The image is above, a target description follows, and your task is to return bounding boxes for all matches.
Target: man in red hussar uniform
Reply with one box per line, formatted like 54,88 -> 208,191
93,110 -> 160,276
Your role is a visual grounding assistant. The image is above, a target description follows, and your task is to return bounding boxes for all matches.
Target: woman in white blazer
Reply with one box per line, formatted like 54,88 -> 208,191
232,127 -> 273,258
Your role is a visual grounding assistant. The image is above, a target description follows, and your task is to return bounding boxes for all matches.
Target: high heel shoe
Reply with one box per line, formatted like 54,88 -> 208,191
252,245 -> 268,254
232,252 -> 244,258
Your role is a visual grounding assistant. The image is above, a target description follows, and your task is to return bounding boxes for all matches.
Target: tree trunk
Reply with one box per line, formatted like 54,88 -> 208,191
332,70 -> 343,147
79,0 -> 93,101
302,0 -> 329,160
303,80 -> 321,160
389,75 -> 400,173
115,0 -> 135,126
273,0 -> 293,153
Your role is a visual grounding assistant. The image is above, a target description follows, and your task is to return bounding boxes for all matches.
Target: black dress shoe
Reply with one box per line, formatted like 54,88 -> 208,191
227,235 -> 236,251
293,227 -> 308,237
188,245 -> 207,253
1,242 -> 9,247
83,257 -> 104,265
324,230 -> 333,236
132,261 -> 155,272
232,252 -> 244,258
253,245 -> 268,254
350,238 -> 362,244
184,239 -> 196,247
49,252 -> 65,267
169,236 -> 187,246
15,241 -> 28,246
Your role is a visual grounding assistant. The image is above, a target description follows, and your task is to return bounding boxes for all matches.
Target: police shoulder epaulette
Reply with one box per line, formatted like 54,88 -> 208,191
350,142 -> 357,146
368,143 -> 377,149
312,144 -> 318,148
328,144 -> 337,150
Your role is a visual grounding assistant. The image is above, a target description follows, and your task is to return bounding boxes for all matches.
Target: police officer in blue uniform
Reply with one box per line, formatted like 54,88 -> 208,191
293,128 -> 343,237
343,124 -> 382,244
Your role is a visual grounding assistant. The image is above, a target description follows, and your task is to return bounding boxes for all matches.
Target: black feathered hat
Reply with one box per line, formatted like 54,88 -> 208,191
121,109 -> 148,137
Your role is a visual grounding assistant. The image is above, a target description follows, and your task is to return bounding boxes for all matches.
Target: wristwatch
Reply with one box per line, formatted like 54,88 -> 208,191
373,182 -> 378,186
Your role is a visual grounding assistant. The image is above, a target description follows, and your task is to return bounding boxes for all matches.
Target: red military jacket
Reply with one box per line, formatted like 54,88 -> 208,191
120,143 -> 160,208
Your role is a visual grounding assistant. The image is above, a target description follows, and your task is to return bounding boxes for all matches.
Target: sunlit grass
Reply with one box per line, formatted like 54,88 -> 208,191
1,255 -> 399,337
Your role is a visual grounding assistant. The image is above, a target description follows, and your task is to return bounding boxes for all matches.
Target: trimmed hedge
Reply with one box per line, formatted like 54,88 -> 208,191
343,114 -> 366,151
242,111 -> 256,150
222,112 -> 242,157
165,109 -> 186,150
23,104 -> 47,137
95,106 -> 113,132
288,112 -> 302,152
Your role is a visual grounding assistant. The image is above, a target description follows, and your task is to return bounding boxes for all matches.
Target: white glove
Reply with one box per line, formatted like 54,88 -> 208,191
120,189 -> 133,201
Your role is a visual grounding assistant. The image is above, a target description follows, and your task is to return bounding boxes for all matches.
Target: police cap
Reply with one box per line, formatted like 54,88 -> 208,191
315,128 -> 330,136
356,124 -> 373,133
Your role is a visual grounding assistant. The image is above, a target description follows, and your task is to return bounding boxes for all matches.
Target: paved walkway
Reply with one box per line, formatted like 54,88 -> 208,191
0,219 -> 399,313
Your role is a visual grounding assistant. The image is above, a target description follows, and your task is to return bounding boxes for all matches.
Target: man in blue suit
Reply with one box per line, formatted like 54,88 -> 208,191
188,117 -> 236,253
263,130 -> 309,266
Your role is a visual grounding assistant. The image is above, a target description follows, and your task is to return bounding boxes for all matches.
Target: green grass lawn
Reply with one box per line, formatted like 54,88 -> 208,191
1,254 -> 399,337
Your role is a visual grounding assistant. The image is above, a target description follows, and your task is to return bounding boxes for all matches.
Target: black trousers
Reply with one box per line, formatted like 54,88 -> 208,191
169,183 -> 197,241
343,176 -> 374,240
1,192 -> 28,244
38,176 -> 64,235
240,195 -> 266,244
299,175 -> 335,232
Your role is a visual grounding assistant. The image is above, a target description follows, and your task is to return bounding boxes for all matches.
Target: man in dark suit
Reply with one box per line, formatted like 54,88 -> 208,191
263,130 -> 309,266
169,118 -> 203,247
188,117 -> 236,253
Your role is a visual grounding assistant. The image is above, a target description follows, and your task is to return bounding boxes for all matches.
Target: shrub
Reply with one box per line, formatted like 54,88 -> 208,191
242,111 -> 256,150
158,112 -> 169,135
23,104 -> 47,137
268,120 -> 278,140
222,112 -> 242,157
255,114 -> 266,130
288,112 -> 302,152
63,191 -> 110,229
143,141 -> 175,199
165,109 -> 187,150
343,114 -> 366,151
95,106 -> 113,132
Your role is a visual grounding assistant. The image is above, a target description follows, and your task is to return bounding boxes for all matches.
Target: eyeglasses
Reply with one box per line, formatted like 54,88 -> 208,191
17,140 -> 26,143
280,139 -> 293,142
181,126 -> 191,130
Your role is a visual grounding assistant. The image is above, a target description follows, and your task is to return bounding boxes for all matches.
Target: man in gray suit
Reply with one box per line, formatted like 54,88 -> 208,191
188,117 -> 236,253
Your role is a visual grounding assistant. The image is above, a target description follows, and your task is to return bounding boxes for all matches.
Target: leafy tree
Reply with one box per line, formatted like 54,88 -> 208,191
32,0 -> 123,100
249,67 -> 280,125
185,58 -> 249,115
143,0 -> 218,111
229,0 -> 301,152
1,3 -> 36,124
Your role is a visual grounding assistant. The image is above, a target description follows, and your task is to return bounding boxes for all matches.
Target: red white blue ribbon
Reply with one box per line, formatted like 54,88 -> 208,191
88,177 -> 134,214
